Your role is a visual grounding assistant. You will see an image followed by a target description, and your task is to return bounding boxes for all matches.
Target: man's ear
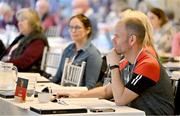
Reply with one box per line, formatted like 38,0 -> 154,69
128,35 -> 136,46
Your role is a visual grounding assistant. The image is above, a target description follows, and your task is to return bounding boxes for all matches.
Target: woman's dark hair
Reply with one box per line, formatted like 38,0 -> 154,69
69,14 -> 92,38
149,7 -> 168,26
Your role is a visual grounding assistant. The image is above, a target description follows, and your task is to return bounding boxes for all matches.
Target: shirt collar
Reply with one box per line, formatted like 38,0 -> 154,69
67,39 -> 91,52
136,49 -> 147,63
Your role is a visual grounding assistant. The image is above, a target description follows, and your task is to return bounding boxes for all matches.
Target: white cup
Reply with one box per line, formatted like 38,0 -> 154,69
38,92 -> 51,103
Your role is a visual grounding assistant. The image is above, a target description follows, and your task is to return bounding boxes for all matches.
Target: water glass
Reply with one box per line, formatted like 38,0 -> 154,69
26,76 -> 37,101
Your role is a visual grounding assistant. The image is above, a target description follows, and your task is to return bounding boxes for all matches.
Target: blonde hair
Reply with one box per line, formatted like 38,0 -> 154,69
0,2 -> 11,15
121,10 -> 155,49
16,8 -> 43,33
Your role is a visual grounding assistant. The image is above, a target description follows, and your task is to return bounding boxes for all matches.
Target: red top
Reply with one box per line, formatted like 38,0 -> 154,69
119,49 -> 160,95
8,40 -> 45,70
119,49 -> 160,82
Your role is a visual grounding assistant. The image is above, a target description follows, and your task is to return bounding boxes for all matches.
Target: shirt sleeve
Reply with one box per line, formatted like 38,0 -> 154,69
8,40 -> 45,70
125,59 -> 160,95
126,73 -> 156,95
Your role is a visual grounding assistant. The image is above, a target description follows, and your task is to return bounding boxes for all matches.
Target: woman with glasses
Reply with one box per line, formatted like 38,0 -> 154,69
53,14 -> 102,89
0,8 -> 49,72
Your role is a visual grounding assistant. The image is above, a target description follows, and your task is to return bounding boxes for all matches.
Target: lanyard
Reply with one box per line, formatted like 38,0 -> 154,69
69,50 -> 82,65
127,48 -> 143,82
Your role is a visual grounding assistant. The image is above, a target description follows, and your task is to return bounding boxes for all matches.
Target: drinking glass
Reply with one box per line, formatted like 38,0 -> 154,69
26,76 -> 37,101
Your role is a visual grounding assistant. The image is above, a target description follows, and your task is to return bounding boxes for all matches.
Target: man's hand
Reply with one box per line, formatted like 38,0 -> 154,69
55,92 -> 82,98
106,48 -> 121,66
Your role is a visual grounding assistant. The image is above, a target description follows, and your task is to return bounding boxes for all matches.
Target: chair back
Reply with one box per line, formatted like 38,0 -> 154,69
45,26 -> 60,37
41,46 -> 63,76
61,58 -> 86,86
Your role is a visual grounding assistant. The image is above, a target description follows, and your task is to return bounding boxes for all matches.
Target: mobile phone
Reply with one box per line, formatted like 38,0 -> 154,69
89,108 -> 115,112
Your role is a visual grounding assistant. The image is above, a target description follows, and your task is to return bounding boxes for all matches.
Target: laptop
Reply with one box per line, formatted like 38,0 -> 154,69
30,102 -> 87,114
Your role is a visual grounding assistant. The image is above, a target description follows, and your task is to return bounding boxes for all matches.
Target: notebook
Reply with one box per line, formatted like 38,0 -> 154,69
30,102 -> 87,114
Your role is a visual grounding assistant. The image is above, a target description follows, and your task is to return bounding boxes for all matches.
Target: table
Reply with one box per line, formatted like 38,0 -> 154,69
0,97 -> 145,116
0,98 -> 37,115
163,62 -> 180,71
0,75 -> 145,115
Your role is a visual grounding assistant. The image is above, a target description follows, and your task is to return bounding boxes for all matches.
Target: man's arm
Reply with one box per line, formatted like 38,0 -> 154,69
106,49 -> 139,106
58,84 -> 113,99
78,84 -> 113,99
110,68 -> 138,105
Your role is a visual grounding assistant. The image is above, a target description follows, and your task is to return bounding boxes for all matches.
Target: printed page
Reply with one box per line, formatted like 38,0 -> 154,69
18,72 -> 50,82
59,98 -> 116,108
36,83 -> 88,94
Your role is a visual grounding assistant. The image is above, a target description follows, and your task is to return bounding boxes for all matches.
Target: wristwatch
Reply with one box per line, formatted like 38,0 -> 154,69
109,65 -> 119,70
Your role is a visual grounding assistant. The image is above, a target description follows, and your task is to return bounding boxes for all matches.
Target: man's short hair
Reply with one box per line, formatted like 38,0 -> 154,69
119,18 -> 146,44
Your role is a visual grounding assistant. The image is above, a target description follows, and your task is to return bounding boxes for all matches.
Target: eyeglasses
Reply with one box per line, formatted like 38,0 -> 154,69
68,25 -> 83,31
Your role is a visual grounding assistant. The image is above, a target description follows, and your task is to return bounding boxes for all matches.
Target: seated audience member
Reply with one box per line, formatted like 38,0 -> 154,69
171,32 -> 180,56
53,14 -> 102,89
60,0 -> 98,40
72,0 -> 98,39
120,9 -> 157,57
147,7 -> 175,54
57,18 -> 174,115
35,0 -> 58,32
0,2 -> 18,30
0,8 -> 49,72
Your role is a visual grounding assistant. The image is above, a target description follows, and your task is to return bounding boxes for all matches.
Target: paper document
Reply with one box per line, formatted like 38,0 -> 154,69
18,72 -> 50,82
36,83 -> 88,94
59,98 -> 116,108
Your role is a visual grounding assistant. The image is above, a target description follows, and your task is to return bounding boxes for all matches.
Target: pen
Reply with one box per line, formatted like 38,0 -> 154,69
57,99 -> 69,105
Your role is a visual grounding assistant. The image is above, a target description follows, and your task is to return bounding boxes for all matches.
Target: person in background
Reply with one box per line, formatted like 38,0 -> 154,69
171,32 -> 180,56
0,8 -> 49,72
72,0 -> 98,39
147,7 -> 175,54
35,0 -> 59,32
53,14 -> 102,89
56,17 -> 174,115
60,0 -> 98,40
0,2 -> 18,30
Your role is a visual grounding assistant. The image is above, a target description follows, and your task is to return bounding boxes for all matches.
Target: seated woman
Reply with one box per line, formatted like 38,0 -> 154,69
52,14 -> 102,89
0,8 -> 49,72
147,7 -> 175,54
